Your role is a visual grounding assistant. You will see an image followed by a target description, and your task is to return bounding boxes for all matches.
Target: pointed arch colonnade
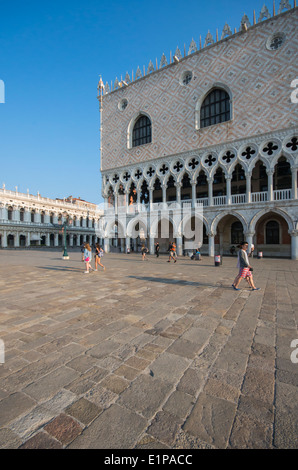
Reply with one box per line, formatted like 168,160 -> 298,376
101,131 -> 298,259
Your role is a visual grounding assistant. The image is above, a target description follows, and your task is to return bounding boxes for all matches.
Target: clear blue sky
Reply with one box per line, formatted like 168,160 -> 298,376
0,0 -> 277,204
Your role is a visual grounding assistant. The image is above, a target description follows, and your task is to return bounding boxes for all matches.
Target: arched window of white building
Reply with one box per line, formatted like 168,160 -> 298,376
7,206 -> 13,221
20,208 -> 25,222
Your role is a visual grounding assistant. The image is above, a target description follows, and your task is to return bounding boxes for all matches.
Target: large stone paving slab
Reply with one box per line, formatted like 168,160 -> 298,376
0,249 -> 297,449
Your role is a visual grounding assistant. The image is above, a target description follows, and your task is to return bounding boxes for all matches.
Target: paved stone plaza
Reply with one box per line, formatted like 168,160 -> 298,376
0,249 -> 297,449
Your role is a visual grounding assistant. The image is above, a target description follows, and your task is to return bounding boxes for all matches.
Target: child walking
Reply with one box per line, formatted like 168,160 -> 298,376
84,243 -> 93,274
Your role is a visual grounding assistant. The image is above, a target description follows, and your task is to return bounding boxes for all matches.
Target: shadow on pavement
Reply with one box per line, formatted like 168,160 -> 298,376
127,275 -> 232,289
36,266 -> 83,272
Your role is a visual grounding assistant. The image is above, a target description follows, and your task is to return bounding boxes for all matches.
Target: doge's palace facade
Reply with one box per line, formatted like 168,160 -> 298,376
0,187 -> 103,248
98,2 -> 298,259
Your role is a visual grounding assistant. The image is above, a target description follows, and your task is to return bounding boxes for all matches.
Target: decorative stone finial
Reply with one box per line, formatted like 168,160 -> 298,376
241,14 -> 251,29
125,72 -> 131,84
135,66 -> 142,79
259,5 -> 271,21
278,0 -> 292,14
114,77 -> 120,89
104,82 -> 110,94
160,53 -> 168,68
174,46 -> 182,60
188,38 -> 197,54
147,60 -> 155,74
204,31 -> 214,47
221,23 -> 232,40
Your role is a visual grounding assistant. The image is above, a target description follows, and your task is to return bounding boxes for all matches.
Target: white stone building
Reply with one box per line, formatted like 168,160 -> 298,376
0,187 -> 103,248
99,2 -> 298,259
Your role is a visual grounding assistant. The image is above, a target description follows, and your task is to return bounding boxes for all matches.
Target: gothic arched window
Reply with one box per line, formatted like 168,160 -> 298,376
132,115 -> 152,147
200,89 -> 231,129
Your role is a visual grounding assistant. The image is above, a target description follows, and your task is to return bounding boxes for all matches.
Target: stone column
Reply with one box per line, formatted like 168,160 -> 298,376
218,230 -> 224,256
27,232 -> 31,247
245,232 -> 255,257
175,182 -> 181,205
14,208 -> 20,222
226,177 -> 232,205
290,231 -> 298,260
208,233 -> 215,257
208,178 -> 213,207
246,173 -> 251,204
2,230 -> 7,248
114,193 -> 118,214
149,188 -> 153,204
104,237 -> 109,253
14,233 -> 20,247
149,236 -> 155,255
2,206 -> 8,221
162,185 -> 167,204
35,211 -> 41,224
126,236 -> 130,253
291,168 -> 297,200
267,170 -> 274,202
25,210 -> 31,223
176,235 -> 183,256
124,191 -> 129,210
54,233 -> 59,247
190,182 -> 196,208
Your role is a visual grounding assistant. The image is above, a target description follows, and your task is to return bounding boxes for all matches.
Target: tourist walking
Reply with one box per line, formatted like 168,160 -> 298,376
155,242 -> 160,258
83,243 -> 93,273
167,242 -> 177,263
141,244 -> 149,261
232,241 -> 260,291
95,243 -> 106,271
